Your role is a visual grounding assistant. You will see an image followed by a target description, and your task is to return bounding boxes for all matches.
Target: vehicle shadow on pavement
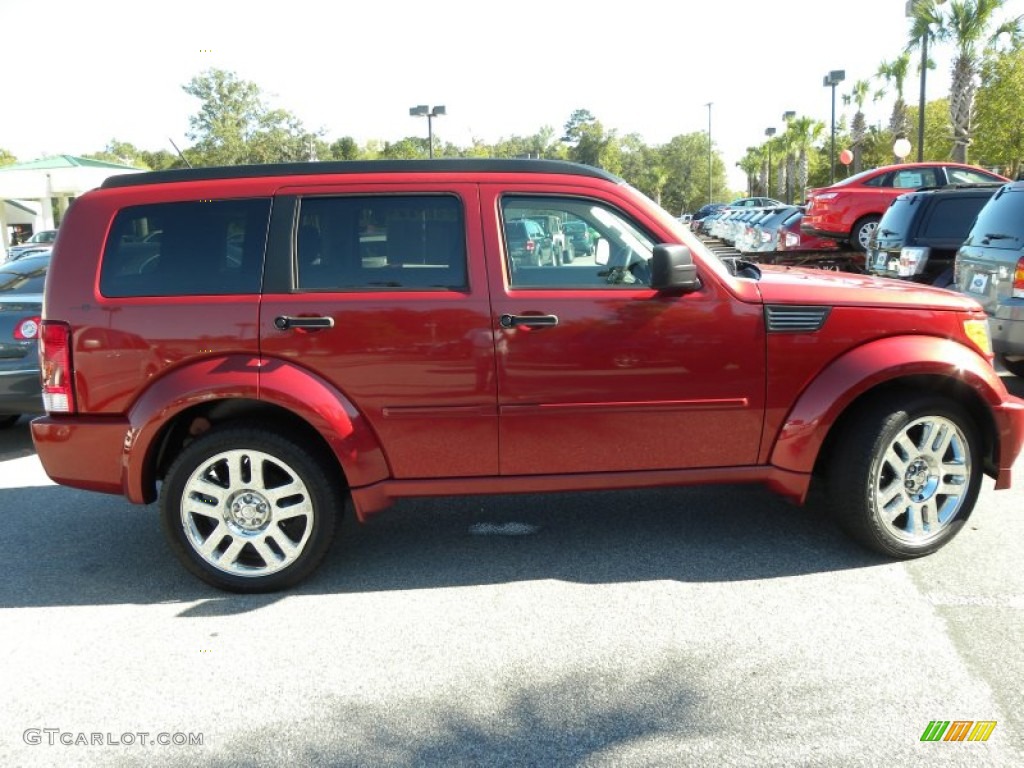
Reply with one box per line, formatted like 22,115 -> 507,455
0,477 -> 887,611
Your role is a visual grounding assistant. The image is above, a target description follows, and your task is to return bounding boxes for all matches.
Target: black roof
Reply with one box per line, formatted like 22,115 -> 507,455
101,159 -> 621,189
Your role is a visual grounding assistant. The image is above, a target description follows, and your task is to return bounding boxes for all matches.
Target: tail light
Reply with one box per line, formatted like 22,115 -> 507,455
525,239 -> 536,253
13,316 -> 41,340
39,320 -> 75,413
1014,257 -> 1024,299
784,232 -> 800,249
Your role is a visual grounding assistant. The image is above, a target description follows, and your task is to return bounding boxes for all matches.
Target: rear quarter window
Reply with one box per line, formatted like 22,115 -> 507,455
99,199 -> 270,297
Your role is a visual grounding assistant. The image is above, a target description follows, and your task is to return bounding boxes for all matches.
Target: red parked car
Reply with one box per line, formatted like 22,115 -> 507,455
30,159 -> 1024,592
802,162 -> 1008,251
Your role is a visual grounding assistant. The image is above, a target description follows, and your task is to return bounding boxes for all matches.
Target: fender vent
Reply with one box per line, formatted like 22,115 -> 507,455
765,305 -> 831,333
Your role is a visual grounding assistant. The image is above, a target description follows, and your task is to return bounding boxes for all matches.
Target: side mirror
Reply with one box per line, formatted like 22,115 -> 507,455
594,238 -> 610,266
651,244 -> 700,293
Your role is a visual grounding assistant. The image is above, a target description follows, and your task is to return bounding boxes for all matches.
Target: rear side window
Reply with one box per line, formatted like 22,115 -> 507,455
295,195 -> 466,291
921,196 -> 991,239
100,199 -> 270,297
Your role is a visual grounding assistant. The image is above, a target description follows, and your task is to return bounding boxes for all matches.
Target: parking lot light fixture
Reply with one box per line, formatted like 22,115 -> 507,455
823,71 -> 845,184
409,105 -> 446,159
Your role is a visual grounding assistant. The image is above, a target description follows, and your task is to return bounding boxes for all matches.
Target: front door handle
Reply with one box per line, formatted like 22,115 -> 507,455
274,315 -> 335,330
500,314 -> 559,329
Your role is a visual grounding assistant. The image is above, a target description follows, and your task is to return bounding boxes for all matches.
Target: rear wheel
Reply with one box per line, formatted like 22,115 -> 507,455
826,394 -> 981,558
160,425 -> 341,592
851,215 -> 880,252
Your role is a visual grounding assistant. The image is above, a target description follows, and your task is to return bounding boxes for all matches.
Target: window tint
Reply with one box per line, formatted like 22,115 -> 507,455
946,167 -> 1000,184
963,187 -> 1024,249
296,195 -> 466,291
502,197 -> 655,289
100,199 -> 269,297
877,196 -> 917,238
923,196 -> 991,239
0,255 -> 48,294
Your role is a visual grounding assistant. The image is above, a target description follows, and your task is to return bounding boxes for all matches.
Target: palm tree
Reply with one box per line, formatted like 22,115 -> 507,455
877,53 -> 913,160
933,0 -> 1022,163
787,117 -> 825,202
846,79 -> 872,173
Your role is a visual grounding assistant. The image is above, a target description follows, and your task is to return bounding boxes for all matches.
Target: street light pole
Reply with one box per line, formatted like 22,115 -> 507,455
705,102 -> 713,205
823,70 -> 845,184
409,104 -> 447,159
764,127 -> 776,197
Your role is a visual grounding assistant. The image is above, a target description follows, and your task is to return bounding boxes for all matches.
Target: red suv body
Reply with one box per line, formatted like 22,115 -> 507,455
802,162 -> 1008,251
32,160 -> 1024,591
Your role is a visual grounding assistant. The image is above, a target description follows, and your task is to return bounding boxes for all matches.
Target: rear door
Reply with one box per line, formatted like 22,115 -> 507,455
956,186 -> 1024,314
481,185 -> 766,476
259,182 -> 499,479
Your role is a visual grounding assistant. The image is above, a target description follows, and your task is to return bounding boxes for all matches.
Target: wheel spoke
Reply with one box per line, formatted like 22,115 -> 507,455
217,537 -> 246,567
197,522 -> 230,558
179,445 -> 319,579
252,538 -> 282,567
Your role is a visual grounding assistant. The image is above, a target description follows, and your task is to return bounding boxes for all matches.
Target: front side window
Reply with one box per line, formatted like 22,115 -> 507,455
100,199 -> 269,297
501,197 -> 655,289
295,195 -> 466,291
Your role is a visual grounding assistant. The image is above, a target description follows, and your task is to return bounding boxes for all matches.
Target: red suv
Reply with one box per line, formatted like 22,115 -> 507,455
32,160 -> 1024,592
802,162 -> 1008,251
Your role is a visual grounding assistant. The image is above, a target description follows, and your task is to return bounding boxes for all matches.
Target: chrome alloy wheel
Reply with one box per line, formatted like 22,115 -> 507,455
872,415 -> 971,545
180,448 -> 314,577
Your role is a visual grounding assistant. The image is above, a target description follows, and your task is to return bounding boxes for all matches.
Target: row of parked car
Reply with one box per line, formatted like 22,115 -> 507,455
691,162 -> 1022,378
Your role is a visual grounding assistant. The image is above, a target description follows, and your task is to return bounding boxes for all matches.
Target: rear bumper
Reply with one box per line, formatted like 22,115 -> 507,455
988,303 -> 1024,357
30,415 -> 130,496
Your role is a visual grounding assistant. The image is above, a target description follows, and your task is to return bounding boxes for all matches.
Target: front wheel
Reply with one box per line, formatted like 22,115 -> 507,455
160,426 -> 341,592
826,394 -> 981,558
850,215 -> 880,252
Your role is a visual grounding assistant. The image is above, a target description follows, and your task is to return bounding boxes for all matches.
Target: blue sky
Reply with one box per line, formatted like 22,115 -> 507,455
3,0 -> 1022,190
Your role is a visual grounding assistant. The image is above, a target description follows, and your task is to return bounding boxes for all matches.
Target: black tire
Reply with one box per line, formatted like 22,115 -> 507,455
160,425 -> 341,592
0,415 -> 20,429
850,215 -> 881,252
999,355 -> 1024,378
826,394 -> 981,558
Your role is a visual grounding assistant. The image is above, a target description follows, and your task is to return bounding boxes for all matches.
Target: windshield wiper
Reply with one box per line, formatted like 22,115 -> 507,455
982,232 -> 1018,241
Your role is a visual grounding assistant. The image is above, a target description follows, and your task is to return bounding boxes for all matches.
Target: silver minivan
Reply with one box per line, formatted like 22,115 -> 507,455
954,180 -> 1024,377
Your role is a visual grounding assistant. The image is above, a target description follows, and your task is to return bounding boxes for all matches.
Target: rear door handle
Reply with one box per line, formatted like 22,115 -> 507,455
274,315 -> 335,330
500,314 -> 559,328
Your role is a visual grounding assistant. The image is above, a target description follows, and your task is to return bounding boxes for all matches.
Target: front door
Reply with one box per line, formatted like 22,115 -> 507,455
482,189 -> 766,476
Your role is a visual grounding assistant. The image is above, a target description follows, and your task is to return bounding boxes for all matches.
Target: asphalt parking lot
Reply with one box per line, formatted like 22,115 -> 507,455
1,376 -> 1023,767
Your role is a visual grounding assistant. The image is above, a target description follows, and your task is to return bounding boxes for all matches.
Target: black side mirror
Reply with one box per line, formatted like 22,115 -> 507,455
651,244 -> 700,293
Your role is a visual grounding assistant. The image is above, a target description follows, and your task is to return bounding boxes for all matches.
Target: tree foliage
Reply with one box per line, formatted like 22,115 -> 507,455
0,148 -> 16,166
972,47 -> 1024,175
183,68 -> 319,166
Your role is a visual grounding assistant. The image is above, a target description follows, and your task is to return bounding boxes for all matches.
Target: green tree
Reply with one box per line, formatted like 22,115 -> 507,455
0,148 -> 16,166
788,117 -> 826,202
846,79 -> 873,173
972,47 -> 1024,175
906,97 -> 955,161
183,68 -> 318,165
561,109 -> 621,172
877,52 -> 913,157
931,0 -> 1022,162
